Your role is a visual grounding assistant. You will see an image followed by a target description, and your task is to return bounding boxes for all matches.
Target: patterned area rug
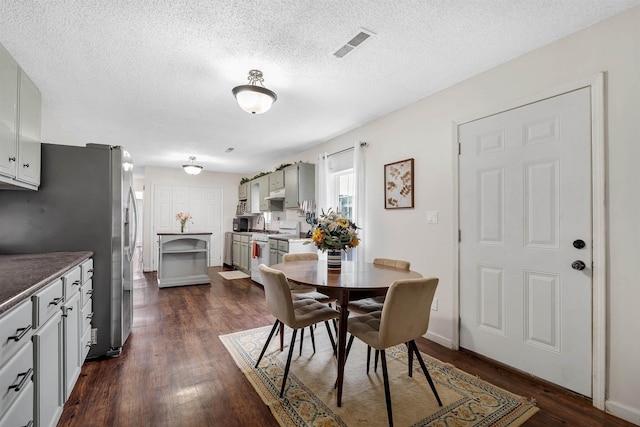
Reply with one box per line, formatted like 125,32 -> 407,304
220,325 -> 539,427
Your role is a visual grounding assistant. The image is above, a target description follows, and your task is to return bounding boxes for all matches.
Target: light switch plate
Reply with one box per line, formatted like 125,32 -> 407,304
426,211 -> 438,224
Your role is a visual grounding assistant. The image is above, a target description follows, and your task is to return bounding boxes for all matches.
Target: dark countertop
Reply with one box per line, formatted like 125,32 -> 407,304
0,251 -> 93,315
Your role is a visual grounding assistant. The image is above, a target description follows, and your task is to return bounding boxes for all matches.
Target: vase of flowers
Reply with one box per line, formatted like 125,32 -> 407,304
307,209 -> 360,271
175,212 -> 192,233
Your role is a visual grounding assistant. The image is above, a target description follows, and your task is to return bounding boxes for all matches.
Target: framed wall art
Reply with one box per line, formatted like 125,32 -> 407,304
384,158 -> 414,209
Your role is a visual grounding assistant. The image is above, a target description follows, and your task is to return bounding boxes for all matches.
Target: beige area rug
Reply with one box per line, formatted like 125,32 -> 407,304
220,325 -> 539,427
218,270 -> 250,280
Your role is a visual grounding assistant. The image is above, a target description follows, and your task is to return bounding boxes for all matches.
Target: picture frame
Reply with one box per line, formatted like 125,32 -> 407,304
384,158 -> 414,209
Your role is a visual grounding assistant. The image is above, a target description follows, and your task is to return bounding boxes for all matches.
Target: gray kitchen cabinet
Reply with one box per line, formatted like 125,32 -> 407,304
238,181 -> 249,200
232,233 -> 250,274
284,162 -> 315,209
269,169 -> 284,191
0,42 -> 41,190
32,277 -> 64,427
79,259 -> 94,362
61,264 -> 83,402
269,237 -> 316,265
257,175 -> 270,212
0,298 -> 34,426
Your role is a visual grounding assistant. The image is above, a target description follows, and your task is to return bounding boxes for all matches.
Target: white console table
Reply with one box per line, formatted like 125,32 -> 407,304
157,233 -> 212,288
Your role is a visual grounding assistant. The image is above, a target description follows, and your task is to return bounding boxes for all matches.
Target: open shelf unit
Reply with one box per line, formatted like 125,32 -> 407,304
157,233 -> 212,288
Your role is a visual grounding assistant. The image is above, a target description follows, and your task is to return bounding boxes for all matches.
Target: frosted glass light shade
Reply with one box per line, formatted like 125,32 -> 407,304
232,85 -> 277,114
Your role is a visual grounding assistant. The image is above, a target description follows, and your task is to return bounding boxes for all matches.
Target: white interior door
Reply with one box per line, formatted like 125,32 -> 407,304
152,184 -> 223,270
459,88 -> 592,396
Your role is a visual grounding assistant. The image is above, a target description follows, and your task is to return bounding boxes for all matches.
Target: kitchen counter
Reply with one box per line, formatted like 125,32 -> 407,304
0,251 -> 93,315
268,235 -> 313,243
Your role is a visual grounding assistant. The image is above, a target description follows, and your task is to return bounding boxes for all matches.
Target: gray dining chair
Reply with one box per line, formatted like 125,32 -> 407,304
282,252 -> 337,354
256,264 -> 340,398
346,277 -> 442,427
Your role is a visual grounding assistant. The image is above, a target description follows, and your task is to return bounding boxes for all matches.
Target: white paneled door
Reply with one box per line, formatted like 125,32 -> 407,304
152,184 -> 223,270
459,88 -> 592,396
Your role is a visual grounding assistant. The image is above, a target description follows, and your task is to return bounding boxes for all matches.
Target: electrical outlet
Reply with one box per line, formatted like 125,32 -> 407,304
91,328 -> 98,345
426,211 -> 438,224
431,298 -> 438,311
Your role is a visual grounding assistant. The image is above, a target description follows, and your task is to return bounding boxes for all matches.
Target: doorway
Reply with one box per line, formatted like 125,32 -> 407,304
457,80 -> 605,400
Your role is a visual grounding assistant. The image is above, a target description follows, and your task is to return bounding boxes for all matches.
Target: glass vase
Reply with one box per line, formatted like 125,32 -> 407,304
180,222 -> 186,233
327,249 -> 342,271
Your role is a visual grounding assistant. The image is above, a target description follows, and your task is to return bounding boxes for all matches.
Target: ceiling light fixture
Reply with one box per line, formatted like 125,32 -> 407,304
182,156 -> 203,175
231,69 -> 277,115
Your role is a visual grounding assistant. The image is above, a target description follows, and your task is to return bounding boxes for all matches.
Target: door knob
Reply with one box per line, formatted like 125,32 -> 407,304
573,239 -> 586,249
571,260 -> 586,271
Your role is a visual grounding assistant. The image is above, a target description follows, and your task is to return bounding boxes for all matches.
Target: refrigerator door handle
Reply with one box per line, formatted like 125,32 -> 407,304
127,186 -> 139,261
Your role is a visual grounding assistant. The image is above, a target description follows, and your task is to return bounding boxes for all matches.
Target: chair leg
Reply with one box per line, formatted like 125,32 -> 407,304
255,320 -> 280,368
299,328 -> 304,356
374,349 -> 379,372
379,350 -> 394,427
409,340 -> 442,406
324,321 -> 337,356
280,329 -> 298,398
279,322 -> 284,351
309,325 -> 316,353
366,346 -> 372,373
406,342 -> 413,377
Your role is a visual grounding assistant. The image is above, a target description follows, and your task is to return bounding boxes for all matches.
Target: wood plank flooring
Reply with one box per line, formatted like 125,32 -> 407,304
58,261 -> 633,427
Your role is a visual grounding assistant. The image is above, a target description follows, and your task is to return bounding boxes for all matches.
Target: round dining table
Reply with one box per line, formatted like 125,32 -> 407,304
271,259 -> 422,407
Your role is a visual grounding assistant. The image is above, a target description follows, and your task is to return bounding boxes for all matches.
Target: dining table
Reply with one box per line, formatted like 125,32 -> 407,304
271,259 -> 422,406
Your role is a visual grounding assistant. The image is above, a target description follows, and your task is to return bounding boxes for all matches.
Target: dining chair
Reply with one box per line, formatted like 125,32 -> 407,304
256,264 -> 340,398
346,277 -> 442,427
282,252 -> 338,354
348,258 -> 411,371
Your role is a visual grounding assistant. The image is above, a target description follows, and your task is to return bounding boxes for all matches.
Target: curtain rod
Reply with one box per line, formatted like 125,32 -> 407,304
327,141 -> 368,158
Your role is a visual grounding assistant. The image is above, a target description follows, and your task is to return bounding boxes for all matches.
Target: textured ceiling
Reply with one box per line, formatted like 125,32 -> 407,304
0,1 -> 638,176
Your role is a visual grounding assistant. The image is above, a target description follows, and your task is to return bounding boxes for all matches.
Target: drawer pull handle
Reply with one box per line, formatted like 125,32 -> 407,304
8,368 -> 33,392
8,325 -> 32,342
49,297 -> 64,306
23,163 -> 29,168
87,312 -> 94,320
8,156 -> 16,162
72,280 -> 81,286
86,289 -> 93,296
23,421 -> 34,427
62,306 -> 74,317
88,268 -> 94,273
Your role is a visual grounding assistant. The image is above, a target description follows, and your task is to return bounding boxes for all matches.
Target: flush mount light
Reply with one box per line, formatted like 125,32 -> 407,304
232,69 -> 277,114
182,156 -> 203,175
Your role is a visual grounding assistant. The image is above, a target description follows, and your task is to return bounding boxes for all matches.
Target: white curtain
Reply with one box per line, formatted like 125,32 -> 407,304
316,152 -> 330,216
353,141 -> 367,264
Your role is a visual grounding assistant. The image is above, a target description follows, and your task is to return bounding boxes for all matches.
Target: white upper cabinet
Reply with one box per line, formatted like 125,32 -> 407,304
0,42 -> 41,190
0,44 -> 19,179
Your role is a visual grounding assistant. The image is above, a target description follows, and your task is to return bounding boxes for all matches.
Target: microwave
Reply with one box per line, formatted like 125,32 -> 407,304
233,217 -> 248,232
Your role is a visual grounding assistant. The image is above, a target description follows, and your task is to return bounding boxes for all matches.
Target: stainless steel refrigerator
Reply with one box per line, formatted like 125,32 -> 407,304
0,143 -> 138,358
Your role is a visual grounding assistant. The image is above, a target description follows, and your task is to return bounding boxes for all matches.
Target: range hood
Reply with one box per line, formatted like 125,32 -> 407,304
264,188 -> 285,200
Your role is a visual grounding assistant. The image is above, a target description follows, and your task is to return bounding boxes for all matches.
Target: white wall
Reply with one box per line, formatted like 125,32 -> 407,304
271,6 -> 640,423
141,166 -> 244,272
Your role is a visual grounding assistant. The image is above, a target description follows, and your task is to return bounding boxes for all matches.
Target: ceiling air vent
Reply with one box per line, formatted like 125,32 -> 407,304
333,28 -> 375,58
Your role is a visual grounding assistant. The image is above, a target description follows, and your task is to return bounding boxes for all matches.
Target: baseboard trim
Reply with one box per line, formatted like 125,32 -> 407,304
424,331 -> 454,349
606,400 -> 640,425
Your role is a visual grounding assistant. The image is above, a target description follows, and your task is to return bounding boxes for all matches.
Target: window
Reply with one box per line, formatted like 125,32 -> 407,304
334,170 -> 354,220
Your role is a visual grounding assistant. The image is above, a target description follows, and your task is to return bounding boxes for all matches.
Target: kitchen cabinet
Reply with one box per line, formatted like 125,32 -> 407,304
0,299 -> 34,427
0,42 -> 41,191
269,237 -> 316,265
61,265 -> 82,402
238,182 -> 249,200
157,233 -> 212,287
79,259 -> 94,364
232,233 -> 250,274
257,175 -> 270,211
32,277 -> 64,427
269,169 -> 284,191
284,162 -> 315,209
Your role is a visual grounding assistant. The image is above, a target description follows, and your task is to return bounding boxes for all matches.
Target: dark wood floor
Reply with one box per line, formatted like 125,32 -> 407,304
58,261 -> 633,427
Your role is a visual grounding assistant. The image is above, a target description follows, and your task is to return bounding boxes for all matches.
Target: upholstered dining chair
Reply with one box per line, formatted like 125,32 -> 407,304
256,264 -> 340,398
282,252 -> 337,354
346,277 -> 442,427
348,258 -> 411,372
